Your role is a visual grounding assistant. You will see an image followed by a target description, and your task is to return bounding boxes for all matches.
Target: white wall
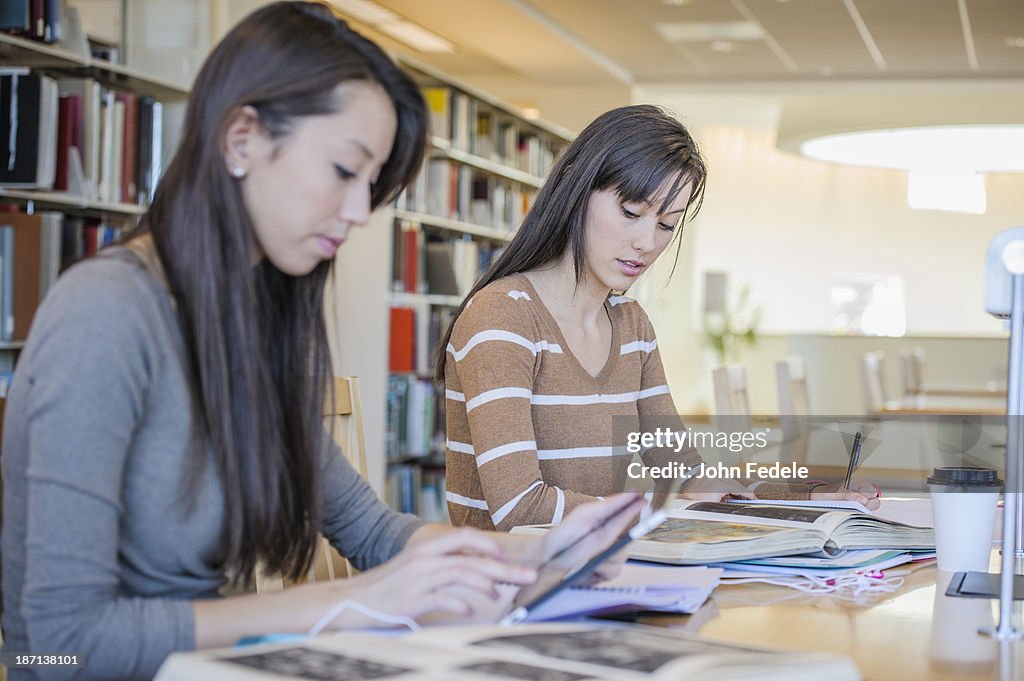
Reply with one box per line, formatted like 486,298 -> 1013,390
630,83 -> 1022,415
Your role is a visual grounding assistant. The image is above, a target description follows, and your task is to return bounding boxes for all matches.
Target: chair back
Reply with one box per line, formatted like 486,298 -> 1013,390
776,356 -> 811,417
899,346 -> 927,396
712,364 -> 753,435
255,376 -> 366,592
860,351 -> 888,414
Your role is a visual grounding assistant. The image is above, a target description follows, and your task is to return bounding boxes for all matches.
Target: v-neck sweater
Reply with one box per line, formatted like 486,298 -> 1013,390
443,274 -> 701,530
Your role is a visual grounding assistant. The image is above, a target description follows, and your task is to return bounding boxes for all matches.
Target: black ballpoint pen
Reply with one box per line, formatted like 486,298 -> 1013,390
843,431 -> 862,490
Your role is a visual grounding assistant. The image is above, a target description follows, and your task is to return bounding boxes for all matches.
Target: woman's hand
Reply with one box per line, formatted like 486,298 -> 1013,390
678,475 -> 755,502
808,479 -> 881,511
311,528 -> 538,630
540,494 -> 645,578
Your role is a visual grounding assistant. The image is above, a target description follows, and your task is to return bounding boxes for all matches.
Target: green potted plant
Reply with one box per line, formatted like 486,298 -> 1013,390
702,284 -> 762,365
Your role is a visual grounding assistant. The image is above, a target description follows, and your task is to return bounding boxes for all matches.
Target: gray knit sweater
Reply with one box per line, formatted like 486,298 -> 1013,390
1,249 -> 423,680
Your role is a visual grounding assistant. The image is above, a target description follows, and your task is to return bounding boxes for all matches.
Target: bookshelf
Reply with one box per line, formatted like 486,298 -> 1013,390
0,32 -> 189,99
0,23 -> 184,378
383,57 -> 572,520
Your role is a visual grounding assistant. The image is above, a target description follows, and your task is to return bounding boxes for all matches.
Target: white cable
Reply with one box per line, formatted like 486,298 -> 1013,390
308,599 -> 421,637
723,570 -> 907,605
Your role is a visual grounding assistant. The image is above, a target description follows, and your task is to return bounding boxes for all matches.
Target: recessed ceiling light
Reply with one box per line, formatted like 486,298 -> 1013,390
655,21 -> 762,43
1005,36 -> 1024,48
376,21 -> 455,53
661,0 -> 692,5
331,0 -> 455,53
331,0 -> 398,24
709,41 -> 735,53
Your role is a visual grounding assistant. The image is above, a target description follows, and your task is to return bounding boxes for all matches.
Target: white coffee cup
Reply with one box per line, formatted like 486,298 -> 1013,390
927,467 -> 1002,573
929,570 -> 996,675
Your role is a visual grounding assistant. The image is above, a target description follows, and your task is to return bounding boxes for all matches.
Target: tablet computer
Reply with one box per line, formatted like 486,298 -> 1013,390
501,475 -> 688,625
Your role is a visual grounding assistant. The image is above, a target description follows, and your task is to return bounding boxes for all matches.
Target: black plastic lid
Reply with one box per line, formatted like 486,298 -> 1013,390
927,466 -> 1003,487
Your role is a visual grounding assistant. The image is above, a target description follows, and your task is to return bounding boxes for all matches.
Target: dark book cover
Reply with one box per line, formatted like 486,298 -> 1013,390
0,72 -> 42,186
0,1 -> 31,32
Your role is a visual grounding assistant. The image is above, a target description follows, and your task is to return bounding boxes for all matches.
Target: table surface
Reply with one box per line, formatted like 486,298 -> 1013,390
883,394 -> 1007,416
636,553 -> 1023,681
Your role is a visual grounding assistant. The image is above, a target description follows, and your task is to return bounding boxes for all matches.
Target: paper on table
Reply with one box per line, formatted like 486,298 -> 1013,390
598,563 -> 722,591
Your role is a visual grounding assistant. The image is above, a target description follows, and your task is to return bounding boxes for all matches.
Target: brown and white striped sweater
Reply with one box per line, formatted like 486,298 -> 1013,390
443,274 -> 704,530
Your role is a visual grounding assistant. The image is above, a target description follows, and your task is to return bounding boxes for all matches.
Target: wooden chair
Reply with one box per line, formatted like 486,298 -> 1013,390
860,351 -> 901,414
775,356 -> 811,417
711,364 -> 755,438
899,346 -> 927,396
774,357 -> 813,462
255,376 -> 367,592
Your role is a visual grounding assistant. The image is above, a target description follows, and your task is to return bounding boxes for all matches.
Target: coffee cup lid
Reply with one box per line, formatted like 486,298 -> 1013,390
927,466 -> 1003,487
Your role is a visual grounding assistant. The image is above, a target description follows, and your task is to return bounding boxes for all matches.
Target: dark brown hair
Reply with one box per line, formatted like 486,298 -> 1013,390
137,1 -> 426,584
434,104 -> 705,382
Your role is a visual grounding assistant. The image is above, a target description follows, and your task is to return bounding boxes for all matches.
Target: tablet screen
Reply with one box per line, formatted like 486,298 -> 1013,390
504,476 -> 687,622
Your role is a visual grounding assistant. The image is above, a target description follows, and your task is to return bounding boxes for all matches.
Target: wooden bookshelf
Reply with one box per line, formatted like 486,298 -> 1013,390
0,32 -> 189,99
430,137 -> 547,189
388,291 -> 463,308
383,59 -> 573,519
0,28 -> 184,360
393,209 -> 513,242
0,189 -> 146,218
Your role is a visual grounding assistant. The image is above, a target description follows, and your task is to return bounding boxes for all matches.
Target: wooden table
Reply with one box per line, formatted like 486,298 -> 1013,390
637,555 -> 1023,681
881,395 -> 1006,416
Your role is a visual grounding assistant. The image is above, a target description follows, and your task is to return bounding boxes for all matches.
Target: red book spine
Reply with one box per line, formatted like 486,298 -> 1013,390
403,228 -> 418,293
388,307 -> 416,373
116,92 -> 138,203
54,96 -> 73,191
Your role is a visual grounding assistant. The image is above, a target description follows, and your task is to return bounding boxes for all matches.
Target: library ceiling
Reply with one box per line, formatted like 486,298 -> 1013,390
354,0 -> 1024,84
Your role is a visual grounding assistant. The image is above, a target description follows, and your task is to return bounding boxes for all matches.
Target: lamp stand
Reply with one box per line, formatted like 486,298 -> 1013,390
981,228 -> 1024,643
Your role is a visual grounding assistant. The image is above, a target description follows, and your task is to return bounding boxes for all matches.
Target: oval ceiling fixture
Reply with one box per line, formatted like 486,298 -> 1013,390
800,125 -> 1024,172
799,125 -> 1024,215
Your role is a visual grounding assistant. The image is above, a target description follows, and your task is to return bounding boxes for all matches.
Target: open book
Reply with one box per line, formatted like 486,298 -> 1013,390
514,500 -> 934,565
156,622 -> 860,681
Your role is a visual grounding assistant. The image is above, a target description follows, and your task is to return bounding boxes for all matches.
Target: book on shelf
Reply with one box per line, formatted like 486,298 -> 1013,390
155,622 -> 859,681
388,303 -> 456,375
1,69 -> 164,204
0,69 -> 59,188
0,210 -> 62,340
386,464 -> 447,520
0,226 -> 14,340
421,86 -> 450,141
513,499 -> 934,565
1,1 -> 56,42
388,307 -> 416,372
0,3 -> 32,35
385,374 -> 441,460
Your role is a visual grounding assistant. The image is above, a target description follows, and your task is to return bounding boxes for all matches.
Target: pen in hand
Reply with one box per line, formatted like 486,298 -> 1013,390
842,431 -> 862,491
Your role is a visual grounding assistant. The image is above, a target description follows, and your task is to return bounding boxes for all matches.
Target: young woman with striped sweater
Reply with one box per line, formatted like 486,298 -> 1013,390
437,105 -> 879,531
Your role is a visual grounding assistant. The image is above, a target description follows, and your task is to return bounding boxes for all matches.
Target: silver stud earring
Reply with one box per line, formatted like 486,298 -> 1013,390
231,166 -> 245,178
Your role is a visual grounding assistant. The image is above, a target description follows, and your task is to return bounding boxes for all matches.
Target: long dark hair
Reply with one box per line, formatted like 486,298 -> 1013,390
434,104 -> 705,382
137,1 -> 426,584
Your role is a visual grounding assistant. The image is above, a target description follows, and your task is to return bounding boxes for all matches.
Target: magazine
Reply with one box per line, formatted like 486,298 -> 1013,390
514,500 -> 934,564
155,622 -> 860,681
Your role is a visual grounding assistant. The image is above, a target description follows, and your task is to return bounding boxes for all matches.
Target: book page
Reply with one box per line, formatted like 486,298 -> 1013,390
674,500 -> 856,535
157,623 -> 860,681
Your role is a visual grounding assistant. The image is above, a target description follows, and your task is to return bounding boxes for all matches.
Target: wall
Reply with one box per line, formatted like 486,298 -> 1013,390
631,83 -> 1021,416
